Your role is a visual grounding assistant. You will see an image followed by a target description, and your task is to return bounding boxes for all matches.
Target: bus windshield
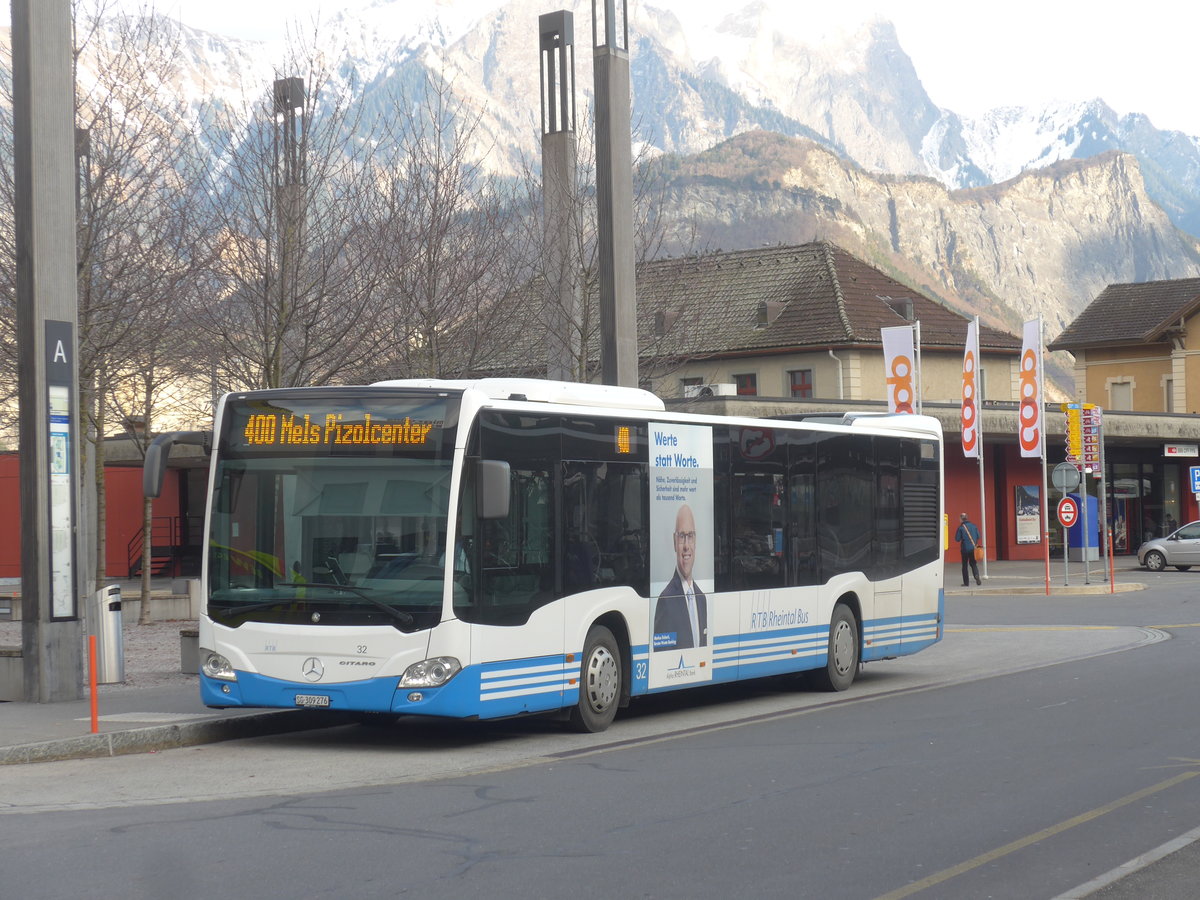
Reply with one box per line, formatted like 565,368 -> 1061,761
207,393 -> 459,630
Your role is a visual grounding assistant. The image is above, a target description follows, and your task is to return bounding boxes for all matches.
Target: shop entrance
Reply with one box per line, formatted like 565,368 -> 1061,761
1107,462 -> 1182,553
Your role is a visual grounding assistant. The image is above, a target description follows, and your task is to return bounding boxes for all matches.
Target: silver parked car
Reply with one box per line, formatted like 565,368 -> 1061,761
1137,521 -> 1200,571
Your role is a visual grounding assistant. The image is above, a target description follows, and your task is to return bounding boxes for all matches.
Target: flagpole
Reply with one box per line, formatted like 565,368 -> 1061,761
974,317 -> 988,580
1040,317 -> 1051,595
914,320 -> 923,415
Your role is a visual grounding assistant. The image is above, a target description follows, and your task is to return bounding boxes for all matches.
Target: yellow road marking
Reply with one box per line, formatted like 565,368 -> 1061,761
1148,757 -> 1200,770
873,771 -> 1199,900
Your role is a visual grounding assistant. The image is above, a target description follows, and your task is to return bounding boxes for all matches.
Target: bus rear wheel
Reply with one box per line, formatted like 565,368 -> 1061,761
569,625 -> 621,733
813,603 -> 859,692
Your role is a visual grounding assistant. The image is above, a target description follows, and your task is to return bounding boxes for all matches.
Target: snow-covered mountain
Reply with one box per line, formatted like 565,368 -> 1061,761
63,0 -> 1200,339
129,0 -> 1200,239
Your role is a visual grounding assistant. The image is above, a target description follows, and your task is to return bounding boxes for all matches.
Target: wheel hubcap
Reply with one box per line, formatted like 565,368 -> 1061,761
584,646 -> 618,712
831,620 -> 854,675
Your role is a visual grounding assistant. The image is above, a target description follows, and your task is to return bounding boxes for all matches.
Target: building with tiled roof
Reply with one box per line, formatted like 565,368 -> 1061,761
635,242 -> 1020,402
486,241 -> 1022,405
1050,277 -> 1200,413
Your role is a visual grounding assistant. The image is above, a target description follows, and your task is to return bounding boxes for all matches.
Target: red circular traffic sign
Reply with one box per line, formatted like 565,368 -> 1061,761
1057,496 -> 1079,528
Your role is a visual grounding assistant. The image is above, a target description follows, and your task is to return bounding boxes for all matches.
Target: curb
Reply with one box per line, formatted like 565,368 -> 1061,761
949,582 -> 1146,596
0,708 -> 351,766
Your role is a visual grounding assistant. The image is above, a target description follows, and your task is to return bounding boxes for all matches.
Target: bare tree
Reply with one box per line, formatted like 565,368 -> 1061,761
350,72 -> 535,382
104,300 -> 196,621
71,4 -> 213,585
189,31 -> 389,391
503,112 -> 694,382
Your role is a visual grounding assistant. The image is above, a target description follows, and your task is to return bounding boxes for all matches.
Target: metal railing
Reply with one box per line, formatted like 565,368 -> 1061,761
126,516 -> 203,578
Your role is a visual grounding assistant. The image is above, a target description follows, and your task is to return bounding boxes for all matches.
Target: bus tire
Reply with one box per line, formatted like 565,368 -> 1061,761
569,625 -> 621,733
814,603 -> 859,692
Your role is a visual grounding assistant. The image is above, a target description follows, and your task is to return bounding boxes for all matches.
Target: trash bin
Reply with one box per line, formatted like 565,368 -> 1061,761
94,584 -> 124,684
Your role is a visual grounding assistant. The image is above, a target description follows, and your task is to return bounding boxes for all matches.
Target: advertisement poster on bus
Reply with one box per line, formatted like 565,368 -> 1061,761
649,422 -> 714,690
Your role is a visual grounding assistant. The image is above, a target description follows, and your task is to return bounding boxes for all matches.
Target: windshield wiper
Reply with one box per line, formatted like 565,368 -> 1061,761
299,582 -> 416,625
210,582 -> 415,625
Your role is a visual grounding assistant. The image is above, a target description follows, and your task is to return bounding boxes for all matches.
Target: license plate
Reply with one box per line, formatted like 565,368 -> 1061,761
294,694 -> 331,708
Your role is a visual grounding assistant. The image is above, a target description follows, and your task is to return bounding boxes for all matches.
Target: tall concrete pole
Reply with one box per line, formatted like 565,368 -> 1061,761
540,11 -> 581,382
14,0 -> 84,701
271,77 -> 305,389
592,0 -> 638,387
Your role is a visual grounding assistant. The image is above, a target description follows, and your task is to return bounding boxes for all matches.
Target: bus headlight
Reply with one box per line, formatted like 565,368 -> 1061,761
400,657 -> 461,688
201,651 -> 237,681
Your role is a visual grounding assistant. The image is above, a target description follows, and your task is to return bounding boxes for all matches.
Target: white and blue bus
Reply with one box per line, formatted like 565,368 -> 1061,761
145,378 -> 944,732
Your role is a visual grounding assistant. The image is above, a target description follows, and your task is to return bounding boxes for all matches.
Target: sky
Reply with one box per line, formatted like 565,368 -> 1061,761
100,0 -> 1200,136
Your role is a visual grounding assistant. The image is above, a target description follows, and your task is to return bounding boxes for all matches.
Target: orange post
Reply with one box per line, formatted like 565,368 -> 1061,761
1043,530 -> 1051,595
1108,528 -> 1116,593
89,634 -> 98,734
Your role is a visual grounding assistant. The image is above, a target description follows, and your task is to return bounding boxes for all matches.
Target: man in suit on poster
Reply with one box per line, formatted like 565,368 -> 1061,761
654,503 -> 707,649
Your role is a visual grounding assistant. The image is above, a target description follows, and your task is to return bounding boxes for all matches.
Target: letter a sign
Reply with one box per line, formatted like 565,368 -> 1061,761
1018,319 -> 1043,459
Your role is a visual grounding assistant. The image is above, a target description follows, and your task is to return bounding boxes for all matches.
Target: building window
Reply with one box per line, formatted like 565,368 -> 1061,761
680,376 -> 702,393
788,369 -> 813,399
1109,380 -> 1133,410
733,373 -> 757,396
1164,378 -> 1175,413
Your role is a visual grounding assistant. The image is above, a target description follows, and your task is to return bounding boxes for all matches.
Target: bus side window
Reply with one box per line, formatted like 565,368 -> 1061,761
788,432 -> 819,586
731,427 -> 787,590
873,436 -> 902,580
563,460 -> 649,595
475,467 -> 556,624
817,434 -> 874,576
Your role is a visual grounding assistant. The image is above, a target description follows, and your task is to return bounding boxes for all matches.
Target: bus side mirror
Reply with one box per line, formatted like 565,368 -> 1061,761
477,459 -> 510,519
143,431 -> 210,498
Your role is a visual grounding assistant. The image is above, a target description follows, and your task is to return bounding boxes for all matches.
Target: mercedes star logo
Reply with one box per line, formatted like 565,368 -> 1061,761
302,657 -> 324,682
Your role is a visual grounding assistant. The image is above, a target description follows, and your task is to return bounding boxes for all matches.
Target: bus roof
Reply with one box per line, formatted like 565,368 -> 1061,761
370,378 -> 666,412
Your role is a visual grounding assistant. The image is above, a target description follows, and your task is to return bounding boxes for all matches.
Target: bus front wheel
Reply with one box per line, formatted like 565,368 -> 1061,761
814,604 -> 859,692
569,625 -> 621,733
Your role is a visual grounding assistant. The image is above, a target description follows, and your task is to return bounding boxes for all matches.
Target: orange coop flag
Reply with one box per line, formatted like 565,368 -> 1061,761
1018,319 -> 1043,458
881,325 -> 917,414
961,320 -> 979,458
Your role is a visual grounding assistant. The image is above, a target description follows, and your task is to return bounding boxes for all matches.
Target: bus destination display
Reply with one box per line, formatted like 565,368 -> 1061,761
224,396 -> 452,456
242,411 -> 442,448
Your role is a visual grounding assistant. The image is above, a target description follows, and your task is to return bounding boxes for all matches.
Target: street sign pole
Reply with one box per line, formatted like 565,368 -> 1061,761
1080,469 -> 1090,585
1052,463 -> 1080,589
1065,520 -> 1075,585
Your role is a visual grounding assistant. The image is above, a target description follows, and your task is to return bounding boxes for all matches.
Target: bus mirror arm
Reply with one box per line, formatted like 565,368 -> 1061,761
143,431 -> 211,498
477,459 -> 511,519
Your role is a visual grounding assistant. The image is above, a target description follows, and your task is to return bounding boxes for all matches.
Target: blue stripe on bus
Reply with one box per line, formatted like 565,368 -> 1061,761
202,610 -> 943,715
201,657 -> 573,720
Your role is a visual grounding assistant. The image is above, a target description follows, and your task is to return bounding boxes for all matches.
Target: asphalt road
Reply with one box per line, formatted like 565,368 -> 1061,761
2,581 -> 1200,899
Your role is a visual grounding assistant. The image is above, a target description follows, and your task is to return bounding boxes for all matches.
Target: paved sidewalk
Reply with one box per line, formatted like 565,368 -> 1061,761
0,580 -> 346,765
0,559 -> 1154,765
946,556 -> 1149,595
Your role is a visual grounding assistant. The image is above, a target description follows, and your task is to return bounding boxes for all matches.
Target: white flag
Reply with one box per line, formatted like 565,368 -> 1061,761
881,325 -> 917,414
961,320 -> 980,458
1018,319 -> 1043,458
